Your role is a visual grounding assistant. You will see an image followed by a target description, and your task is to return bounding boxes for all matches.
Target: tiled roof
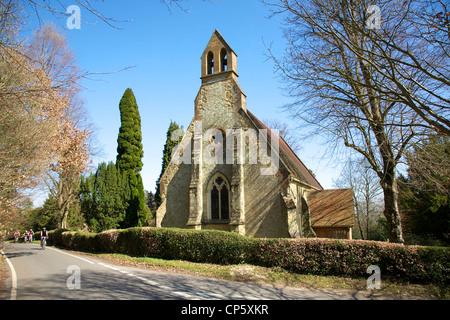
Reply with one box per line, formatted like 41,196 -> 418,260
246,110 -> 323,190
309,189 -> 355,227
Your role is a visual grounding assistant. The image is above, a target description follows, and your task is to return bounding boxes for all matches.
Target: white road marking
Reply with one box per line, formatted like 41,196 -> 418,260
98,262 -> 120,271
50,250 -> 245,300
47,247 -> 95,264
95,261 -> 212,300
1,249 -> 17,300
2,246 -> 252,300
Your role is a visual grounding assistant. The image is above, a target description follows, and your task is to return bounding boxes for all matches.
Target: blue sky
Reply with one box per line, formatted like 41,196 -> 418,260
28,0 -> 344,201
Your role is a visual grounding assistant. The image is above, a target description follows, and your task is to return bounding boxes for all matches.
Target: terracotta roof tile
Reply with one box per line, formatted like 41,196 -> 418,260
309,189 -> 355,227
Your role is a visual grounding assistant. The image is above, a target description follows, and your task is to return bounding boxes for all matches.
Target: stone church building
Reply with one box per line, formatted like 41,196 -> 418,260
156,30 -> 354,239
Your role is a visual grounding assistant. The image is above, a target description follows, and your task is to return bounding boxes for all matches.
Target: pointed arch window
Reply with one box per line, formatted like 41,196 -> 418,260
220,48 -> 228,72
209,128 -> 226,164
208,174 -> 230,221
207,51 -> 214,75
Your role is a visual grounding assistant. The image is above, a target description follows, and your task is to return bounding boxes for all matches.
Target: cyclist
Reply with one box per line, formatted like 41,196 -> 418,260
29,229 -> 34,242
14,231 -> 20,243
40,227 -> 48,250
24,230 -> 29,243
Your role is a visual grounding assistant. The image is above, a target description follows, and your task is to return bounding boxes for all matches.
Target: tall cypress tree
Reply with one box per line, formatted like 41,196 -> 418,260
116,88 -> 148,228
117,88 -> 144,172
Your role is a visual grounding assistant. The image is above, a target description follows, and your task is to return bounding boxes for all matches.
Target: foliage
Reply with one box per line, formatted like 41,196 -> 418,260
79,162 -> 129,232
27,195 -> 84,232
155,121 -> 183,208
116,88 -> 149,228
122,171 -> 149,228
145,190 -> 157,214
28,197 -> 60,231
0,19 -> 90,230
116,88 -> 143,173
399,135 -> 450,246
405,134 -> 450,195
48,227 -> 450,285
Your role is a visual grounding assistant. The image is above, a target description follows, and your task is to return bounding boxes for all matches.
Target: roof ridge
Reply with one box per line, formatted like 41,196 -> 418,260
245,109 -> 323,190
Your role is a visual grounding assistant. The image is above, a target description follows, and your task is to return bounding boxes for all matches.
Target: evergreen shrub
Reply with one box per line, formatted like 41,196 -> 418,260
48,228 -> 449,285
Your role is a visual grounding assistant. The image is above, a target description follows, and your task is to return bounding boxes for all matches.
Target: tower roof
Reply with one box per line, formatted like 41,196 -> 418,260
201,29 -> 236,58
200,29 -> 238,81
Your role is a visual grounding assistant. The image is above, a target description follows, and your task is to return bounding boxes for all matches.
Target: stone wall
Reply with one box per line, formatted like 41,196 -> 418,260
156,30 -> 317,238
158,75 -> 298,238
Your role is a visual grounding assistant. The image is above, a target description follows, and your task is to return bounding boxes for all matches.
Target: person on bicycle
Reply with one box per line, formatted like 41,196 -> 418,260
29,229 -> 34,242
40,227 -> 48,249
14,231 -> 20,243
24,230 -> 29,243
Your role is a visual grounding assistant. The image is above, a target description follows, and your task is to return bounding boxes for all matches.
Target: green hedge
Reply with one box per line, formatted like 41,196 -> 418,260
248,238 -> 449,285
48,227 -> 449,285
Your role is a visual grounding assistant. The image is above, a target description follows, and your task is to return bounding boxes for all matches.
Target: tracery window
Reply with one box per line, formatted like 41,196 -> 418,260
208,174 -> 230,221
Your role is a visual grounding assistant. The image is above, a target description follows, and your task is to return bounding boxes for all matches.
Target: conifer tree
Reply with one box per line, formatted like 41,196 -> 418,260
79,162 -> 129,232
117,88 -> 144,172
116,88 -> 148,228
155,121 -> 183,208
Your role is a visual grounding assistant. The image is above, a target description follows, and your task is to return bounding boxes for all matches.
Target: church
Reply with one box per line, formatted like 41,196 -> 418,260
156,30 -> 355,239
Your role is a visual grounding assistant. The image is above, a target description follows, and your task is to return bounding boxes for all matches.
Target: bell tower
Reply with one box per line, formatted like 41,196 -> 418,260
195,30 -> 247,118
200,29 -> 238,84
187,30 -> 247,234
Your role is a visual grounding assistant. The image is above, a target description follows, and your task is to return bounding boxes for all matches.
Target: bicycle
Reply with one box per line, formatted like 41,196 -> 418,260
41,237 -> 47,250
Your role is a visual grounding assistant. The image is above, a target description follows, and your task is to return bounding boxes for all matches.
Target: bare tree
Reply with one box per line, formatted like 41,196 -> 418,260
24,0 -> 218,26
26,0 -> 128,29
404,134 -> 450,195
0,20 -> 62,214
263,118 -> 302,154
265,0 -> 449,134
334,157 -> 383,240
28,23 -> 92,229
263,0 -> 442,243
370,0 -> 450,135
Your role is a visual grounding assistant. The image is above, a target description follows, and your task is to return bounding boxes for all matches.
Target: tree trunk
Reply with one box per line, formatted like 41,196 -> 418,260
369,105 -> 405,244
381,175 -> 404,243
60,208 -> 69,229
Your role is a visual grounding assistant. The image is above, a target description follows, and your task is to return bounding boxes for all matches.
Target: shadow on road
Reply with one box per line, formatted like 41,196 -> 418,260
16,269 -> 188,300
3,250 -> 36,259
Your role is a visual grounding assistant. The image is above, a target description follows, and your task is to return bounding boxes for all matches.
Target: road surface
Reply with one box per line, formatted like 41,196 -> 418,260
0,242 -> 401,301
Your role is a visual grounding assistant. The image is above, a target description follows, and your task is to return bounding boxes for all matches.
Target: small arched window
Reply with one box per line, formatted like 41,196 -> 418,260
209,128 -> 226,164
208,173 -> 230,221
207,51 -> 214,75
220,48 -> 228,72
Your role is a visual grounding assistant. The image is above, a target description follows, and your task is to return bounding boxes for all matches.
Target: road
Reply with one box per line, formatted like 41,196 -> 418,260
0,242 -> 403,301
